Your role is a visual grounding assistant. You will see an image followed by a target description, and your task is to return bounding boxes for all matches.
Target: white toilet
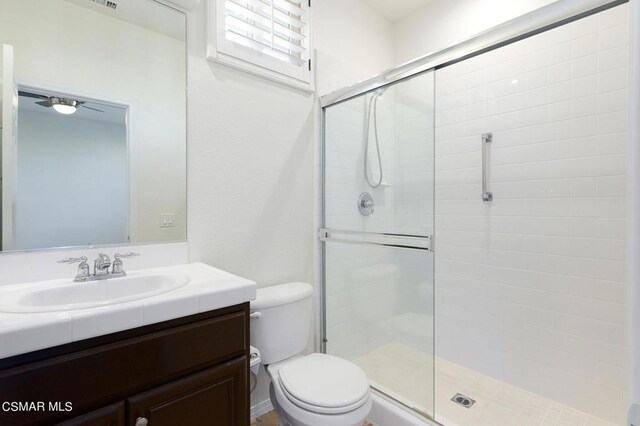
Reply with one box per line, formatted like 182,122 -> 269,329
250,282 -> 372,426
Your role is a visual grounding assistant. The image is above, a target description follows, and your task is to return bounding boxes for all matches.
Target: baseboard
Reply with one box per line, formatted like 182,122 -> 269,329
251,399 -> 274,420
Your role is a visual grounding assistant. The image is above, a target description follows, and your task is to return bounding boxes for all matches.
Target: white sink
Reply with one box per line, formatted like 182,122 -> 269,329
0,272 -> 190,313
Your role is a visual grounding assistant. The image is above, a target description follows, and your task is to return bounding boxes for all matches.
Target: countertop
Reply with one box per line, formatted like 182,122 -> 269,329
0,262 -> 256,360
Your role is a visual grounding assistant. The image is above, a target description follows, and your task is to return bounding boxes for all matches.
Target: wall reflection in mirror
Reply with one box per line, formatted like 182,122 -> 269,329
0,0 -> 186,251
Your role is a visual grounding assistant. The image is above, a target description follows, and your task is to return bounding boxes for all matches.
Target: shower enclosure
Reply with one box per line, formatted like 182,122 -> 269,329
320,1 -> 629,425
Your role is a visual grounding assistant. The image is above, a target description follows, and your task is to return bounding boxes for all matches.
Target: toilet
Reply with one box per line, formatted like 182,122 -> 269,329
250,282 -> 372,426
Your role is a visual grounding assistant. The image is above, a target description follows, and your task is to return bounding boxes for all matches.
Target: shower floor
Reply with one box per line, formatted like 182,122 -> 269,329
354,343 -> 616,426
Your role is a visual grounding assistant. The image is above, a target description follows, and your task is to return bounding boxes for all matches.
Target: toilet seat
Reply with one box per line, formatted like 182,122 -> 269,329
267,354 -> 372,426
276,353 -> 370,415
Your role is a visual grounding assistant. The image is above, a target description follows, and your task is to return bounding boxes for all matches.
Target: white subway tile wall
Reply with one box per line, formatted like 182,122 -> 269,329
434,4 -> 627,424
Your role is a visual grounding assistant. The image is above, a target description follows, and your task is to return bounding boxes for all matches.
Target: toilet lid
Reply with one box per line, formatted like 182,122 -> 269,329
278,354 -> 370,414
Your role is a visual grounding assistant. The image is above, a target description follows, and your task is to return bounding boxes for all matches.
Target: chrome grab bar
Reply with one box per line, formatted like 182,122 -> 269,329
482,132 -> 493,202
318,228 -> 432,252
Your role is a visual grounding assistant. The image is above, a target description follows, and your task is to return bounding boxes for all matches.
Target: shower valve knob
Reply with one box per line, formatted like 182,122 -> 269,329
358,192 -> 375,216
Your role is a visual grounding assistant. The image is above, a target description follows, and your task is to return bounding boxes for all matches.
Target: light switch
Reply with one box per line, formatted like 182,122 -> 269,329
160,213 -> 175,227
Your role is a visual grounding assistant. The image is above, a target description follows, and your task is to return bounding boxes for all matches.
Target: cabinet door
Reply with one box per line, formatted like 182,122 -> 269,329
127,357 -> 248,426
56,402 -> 125,426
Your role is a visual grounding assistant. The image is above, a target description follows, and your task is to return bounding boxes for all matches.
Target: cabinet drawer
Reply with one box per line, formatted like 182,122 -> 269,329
0,310 -> 246,425
128,357 -> 248,426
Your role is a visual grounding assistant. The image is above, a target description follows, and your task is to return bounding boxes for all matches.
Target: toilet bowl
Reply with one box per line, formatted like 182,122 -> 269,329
250,282 -> 372,426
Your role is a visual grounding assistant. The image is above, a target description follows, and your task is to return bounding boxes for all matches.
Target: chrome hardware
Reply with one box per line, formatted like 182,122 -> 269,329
358,192 -> 375,216
112,252 -> 140,275
57,256 -> 90,281
60,253 -> 141,282
135,417 -> 148,426
249,311 -> 262,319
319,228 -> 432,252
482,132 -> 493,202
94,253 -> 111,276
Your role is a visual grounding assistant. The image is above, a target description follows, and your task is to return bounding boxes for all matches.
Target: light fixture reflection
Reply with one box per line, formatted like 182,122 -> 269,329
50,97 -> 78,115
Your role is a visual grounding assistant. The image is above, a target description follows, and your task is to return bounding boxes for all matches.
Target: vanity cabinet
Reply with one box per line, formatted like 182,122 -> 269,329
0,304 -> 250,426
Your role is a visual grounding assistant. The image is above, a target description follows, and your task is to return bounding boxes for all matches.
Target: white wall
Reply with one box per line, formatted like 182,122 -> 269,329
434,5 -> 628,422
394,0 -> 558,65
314,0 -> 395,96
185,0 -> 396,412
0,0 -> 186,245
15,110 -> 127,249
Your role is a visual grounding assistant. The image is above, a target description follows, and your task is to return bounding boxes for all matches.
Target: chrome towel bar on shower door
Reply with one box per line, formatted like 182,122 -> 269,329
318,228 -> 433,252
482,132 -> 493,202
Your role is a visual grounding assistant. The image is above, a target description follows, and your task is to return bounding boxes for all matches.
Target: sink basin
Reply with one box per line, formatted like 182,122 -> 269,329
0,272 -> 190,313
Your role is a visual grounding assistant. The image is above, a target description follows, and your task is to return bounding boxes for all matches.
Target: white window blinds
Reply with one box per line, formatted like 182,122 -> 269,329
207,0 -> 313,91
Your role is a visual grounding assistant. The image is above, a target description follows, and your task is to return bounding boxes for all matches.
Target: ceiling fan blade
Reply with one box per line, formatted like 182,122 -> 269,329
80,104 -> 104,113
35,100 -> 52,107
18,91 -> 48,100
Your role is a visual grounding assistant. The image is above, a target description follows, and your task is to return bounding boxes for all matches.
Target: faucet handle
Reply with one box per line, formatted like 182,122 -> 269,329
112,252 -> 140,275
114,252 -> 140,259
58,256 -> 90,281
58,256 -> 88,264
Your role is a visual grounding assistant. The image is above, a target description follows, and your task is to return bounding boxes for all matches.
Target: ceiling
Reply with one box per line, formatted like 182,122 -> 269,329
365,0 -> 435,22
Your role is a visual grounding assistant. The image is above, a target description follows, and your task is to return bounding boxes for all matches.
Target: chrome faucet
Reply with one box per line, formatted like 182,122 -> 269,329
94,253 -> 111,276
58,252 -> 140,282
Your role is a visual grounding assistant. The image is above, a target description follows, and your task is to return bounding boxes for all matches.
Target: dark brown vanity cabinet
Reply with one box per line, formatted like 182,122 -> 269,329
0,304 -> 250,426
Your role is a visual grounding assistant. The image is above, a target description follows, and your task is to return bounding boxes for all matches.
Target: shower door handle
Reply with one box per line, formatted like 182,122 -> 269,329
482,132 -> 493,202
318,228 -> 432,252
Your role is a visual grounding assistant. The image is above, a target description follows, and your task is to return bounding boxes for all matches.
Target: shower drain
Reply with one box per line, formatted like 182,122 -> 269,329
451,393 -> 476,408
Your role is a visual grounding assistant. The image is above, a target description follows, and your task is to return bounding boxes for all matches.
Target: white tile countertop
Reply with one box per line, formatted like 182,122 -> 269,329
0,262 -> 256,360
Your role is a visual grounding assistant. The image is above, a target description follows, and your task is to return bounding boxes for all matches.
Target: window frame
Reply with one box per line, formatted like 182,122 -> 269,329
206,0 -> 314,92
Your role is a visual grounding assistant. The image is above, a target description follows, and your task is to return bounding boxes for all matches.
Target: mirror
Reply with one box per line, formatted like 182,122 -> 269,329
0,0 -> 186,251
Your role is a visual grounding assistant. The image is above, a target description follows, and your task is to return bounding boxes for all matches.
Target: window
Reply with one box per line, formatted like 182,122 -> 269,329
207,0 -> 313,91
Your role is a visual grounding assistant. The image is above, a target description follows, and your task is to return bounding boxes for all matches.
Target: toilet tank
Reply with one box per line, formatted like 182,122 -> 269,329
250,282 -> 313,365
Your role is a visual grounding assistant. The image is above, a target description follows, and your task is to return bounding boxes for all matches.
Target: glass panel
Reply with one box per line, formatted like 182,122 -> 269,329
433,5 -> 628,425
325,242 -> 435,416
323,70 -> 436,417
324,71 -> 435,237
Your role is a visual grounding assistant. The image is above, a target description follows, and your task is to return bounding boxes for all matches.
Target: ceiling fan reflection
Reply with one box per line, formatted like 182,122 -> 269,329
18,91 -> 104,115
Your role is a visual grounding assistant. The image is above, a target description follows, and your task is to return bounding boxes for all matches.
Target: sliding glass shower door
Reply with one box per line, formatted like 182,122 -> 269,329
321,70 -> 436,418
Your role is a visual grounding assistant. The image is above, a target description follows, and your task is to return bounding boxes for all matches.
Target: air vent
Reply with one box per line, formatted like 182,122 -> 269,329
87,0 -> 118,10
